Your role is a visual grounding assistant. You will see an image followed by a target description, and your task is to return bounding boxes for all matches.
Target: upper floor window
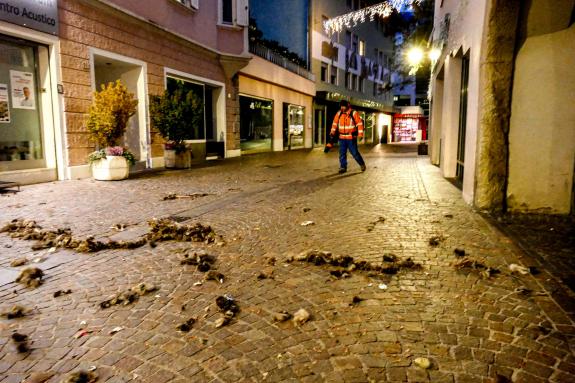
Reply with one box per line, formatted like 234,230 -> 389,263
359,40 -> 365,56
330,65 -> 338,85
352,35 -> 358,53
345,31 -> 352,50
219,0 -> 249,26
321,63 -> 328,82
176,0 -> 199,10
222,0 -> 233,24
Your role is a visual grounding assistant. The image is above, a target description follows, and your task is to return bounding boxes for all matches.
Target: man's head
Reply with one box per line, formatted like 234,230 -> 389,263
339,99 -> 350,113
23,87 -> 30,99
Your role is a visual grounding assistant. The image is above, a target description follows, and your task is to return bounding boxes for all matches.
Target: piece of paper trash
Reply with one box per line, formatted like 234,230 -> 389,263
509,263 -> 530,275
300,221 -> 315,226
154,294 -> 161,298
109,326 -> 124,335
73,329 -> 92,339
48,247 -> 56,253
378,283 -> 388,290
79,320 -> 87,326
88,366 -> 97,372
193,281 -> 203,286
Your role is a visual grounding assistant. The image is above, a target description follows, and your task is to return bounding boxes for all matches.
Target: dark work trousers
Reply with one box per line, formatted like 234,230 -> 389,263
338,139 -> 365,170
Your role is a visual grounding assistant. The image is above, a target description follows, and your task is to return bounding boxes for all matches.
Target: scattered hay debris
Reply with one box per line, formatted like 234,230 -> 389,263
1,305 -> 27,319
273,311 -> 291,322
330,270 -> 350,279
257,268 -> 274,280
289,250 -> 422,276
214,294 -> 239,328
15,267 -> 44,288
53,289 -> 72,298
429,235 -> 445,247
350,296 -> 364,306
366,216 -> 386,232
11,332 -> 29,353
10,258 -> 28,267
454,258 -> 499,279
293,308 -> 311,326
454,248 -> 466,257
63,370 -> 98,383
99,283 -> 158,309
179,249 -> 215,273
264,256 -> 276,266
382,254 -> 398,263
204,270 -> 225,284
214,317 -> 230,328
1,218 -> 221,253
147,218 -> 217,244
163,193 -> 211,201
176,317 -> 196,332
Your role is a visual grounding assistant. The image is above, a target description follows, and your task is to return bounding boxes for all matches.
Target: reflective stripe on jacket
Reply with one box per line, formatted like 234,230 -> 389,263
330,110 -> 364,140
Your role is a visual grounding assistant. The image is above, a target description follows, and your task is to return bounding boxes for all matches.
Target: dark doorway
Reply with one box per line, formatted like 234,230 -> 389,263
456,53 -> 470,187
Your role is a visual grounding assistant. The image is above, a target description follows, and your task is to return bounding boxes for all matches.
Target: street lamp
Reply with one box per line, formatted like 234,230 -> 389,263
406,46 -> 442,75
407,47 -> 424,67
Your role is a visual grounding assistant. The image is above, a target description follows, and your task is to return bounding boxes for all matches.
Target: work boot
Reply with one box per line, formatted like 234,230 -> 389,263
338,168 -> 347,174
360,164 -> 366,172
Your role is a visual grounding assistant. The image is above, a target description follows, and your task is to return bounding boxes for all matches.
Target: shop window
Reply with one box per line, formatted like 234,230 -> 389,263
283,104 -> 304,149
321,63 -> 328,82
240,95 -> 273,152
0,38 -> 45,171
166,76 -> 205,139
345,31 -> 352,50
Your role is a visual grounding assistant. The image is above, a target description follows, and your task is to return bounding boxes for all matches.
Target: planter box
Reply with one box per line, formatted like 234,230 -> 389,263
92,156 -> 129,181
164,149 -> 191,169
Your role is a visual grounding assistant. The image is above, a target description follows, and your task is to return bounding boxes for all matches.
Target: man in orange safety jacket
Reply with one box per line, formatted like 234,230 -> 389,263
330,99 -> 366,174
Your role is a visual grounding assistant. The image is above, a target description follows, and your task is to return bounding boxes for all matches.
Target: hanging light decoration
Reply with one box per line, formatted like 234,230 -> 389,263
323,0 -> 419,35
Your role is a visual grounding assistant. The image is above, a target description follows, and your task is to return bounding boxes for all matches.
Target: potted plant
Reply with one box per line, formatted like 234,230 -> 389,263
149,83 -> 203,169
86,80 -> 138,180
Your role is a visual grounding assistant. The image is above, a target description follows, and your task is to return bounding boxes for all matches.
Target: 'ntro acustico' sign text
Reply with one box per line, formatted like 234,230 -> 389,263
0,0 -> 58,35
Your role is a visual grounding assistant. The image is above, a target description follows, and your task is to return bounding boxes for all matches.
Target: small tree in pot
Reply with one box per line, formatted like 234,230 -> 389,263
87,80 -> 138,180
149,83 -> 203,169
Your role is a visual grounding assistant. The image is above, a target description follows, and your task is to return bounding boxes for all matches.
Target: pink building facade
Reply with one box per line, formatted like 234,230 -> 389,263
0,0 -> 250,184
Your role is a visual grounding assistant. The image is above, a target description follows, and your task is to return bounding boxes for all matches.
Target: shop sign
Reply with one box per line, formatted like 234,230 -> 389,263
0,0 -> 58,35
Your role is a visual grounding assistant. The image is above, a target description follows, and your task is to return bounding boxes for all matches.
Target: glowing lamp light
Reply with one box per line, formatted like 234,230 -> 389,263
407,47 -> 424,66
428,48 -> 441,62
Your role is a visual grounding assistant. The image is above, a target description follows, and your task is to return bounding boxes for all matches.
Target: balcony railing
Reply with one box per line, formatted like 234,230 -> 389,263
249,43 -> 315,81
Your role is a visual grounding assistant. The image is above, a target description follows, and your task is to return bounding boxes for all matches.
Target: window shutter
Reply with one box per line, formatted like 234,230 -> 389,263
191,0 -> 199,9
236,0 -> 249,26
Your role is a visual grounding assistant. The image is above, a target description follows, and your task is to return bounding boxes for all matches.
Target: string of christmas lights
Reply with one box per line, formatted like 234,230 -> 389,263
323,0 -> 419,35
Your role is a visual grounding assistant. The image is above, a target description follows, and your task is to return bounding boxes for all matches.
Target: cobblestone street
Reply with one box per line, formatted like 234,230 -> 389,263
1,147 -> 574,383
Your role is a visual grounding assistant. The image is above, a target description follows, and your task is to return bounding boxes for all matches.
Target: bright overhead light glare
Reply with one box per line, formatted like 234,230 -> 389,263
428,48 -> 441,61
407,47 -> 424,66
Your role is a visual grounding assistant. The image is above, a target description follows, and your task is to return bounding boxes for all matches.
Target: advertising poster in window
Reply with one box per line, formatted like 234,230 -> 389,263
0,84 -> 10,123
10,70 -> 35,110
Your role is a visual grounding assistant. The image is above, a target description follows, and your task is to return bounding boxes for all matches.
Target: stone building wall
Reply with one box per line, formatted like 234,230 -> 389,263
59,0 -> 241,167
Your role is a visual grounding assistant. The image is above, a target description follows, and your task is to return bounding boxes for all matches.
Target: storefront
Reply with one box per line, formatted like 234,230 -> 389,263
0,1 -> 62,184
283,103 -> 305,150
238,56 -> 315,153
239,95 -> 273,153
392,114 -> 428,143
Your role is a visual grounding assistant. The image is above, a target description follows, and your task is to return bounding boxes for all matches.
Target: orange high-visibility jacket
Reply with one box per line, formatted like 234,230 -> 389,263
330,109 -> 364,140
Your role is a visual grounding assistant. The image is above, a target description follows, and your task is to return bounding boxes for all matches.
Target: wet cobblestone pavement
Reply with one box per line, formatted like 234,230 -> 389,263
1,147 -> 574,383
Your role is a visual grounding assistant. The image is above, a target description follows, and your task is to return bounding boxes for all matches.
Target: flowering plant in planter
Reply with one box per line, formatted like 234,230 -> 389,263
87,146 -> 136,165
86,80 -> 138,180
149,83 -> 203,156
